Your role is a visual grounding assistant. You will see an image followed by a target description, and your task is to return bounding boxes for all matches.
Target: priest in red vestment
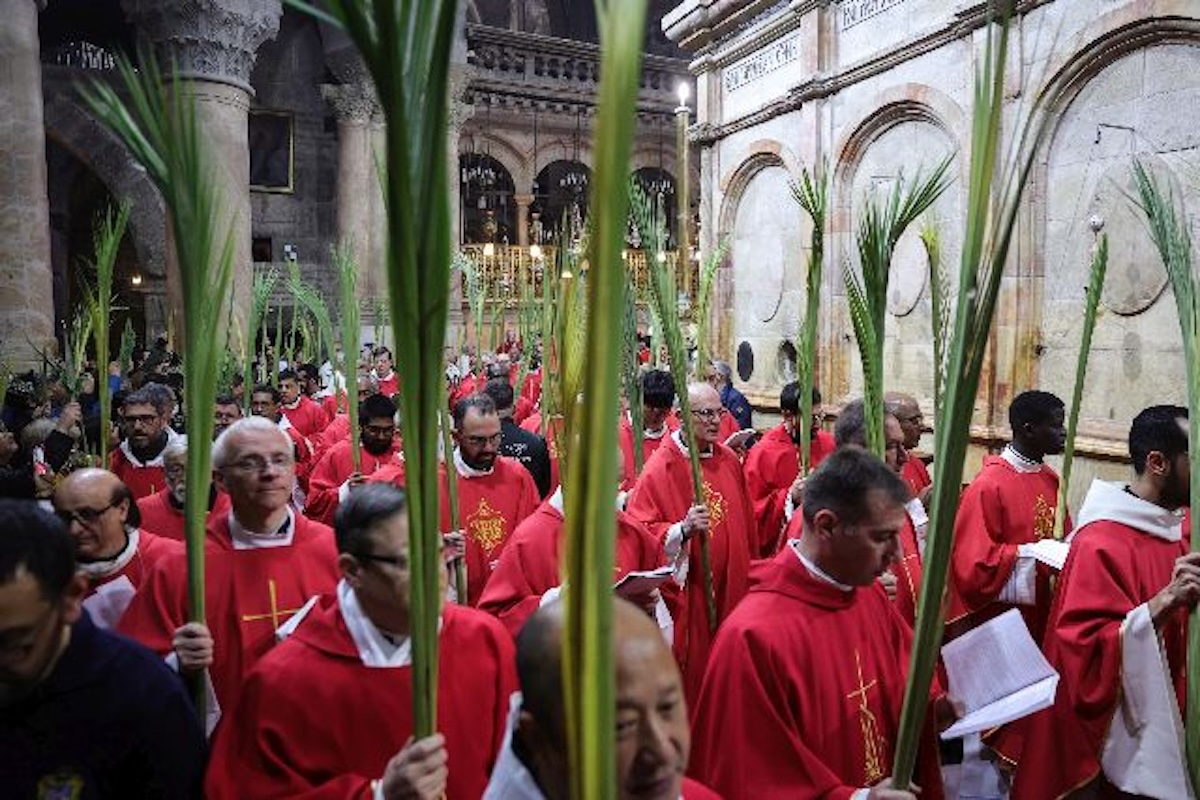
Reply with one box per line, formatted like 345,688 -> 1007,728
946,390 -> 1069,644
279,368 -> 332,439
306,394 -> 404,525
477,485 -> 668,636
136,436 -> 231,541
689,448 -> 947,799
373,394 -> 538,606
484,598 -> 721,800
118,418 -> 339,719
52,468 -> 182,629
743,383 -> 835,557
885,392 -> 932,503
206,483 -> 516,800
832,399 -> 925,626
618,369 -> 679,491
1001,406 -> 1200,799
109,385 -> 181,499
372,346 -> 400,398
625,383 -> 753,709
249,384 -> 315,495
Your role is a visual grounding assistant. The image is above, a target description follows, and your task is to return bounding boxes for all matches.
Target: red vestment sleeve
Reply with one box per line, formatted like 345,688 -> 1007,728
948,479 -> 1019,615
477,510 -> 561,637
116,551 -> 186,656
304,444 -> 347,525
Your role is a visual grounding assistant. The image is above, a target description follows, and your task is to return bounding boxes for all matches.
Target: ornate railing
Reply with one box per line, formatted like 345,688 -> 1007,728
457,244 -> 699,306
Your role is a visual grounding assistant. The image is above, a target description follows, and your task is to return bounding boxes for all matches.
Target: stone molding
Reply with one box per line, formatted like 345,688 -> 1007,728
323,79 -> 382,124
120,0 -> 281,93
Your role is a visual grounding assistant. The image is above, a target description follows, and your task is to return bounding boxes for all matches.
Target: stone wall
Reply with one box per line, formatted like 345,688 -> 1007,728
666,0 -> 1200,504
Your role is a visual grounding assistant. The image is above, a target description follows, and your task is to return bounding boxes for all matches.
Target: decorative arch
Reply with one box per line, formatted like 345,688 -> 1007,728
716,145 -> 790,240
461,129 -> 529,192
42,94 -> 169,280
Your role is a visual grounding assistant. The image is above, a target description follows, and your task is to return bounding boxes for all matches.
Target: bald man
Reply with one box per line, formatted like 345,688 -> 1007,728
52,468 -> 182,628
884,392 -> 931,503
625,383 -> 754,709
485,598 -> 720,799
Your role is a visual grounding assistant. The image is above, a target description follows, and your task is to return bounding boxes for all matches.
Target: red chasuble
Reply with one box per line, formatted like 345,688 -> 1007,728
689,548 -> 944,800
204,596 -> 516,800
117,513 -> 339,716
313,413 -> 351,459
618,415 -> 679,491
320,390 -> 351,420
281,395 -> 330,439
946,456 -> 1068,642
625,437 -> 753,709
902,457 -> 932,496
81,529 -> 184,628
477,499 -> 666,636
999,518 -> 1188,798
304,439 -> 404,525
742,425 -> 836,558
891,513 -> 923,628
136,486 -> 232,541
448,374 -> 480,411
109,445 -> 168,500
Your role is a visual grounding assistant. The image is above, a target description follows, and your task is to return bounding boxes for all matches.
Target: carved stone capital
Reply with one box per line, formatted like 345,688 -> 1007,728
121,0 -> 281,93
322,80 -> 382,124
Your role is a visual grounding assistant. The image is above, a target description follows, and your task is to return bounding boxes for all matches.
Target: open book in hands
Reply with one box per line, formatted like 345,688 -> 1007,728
613,566 -> 675,599
939,608 -> 1059,739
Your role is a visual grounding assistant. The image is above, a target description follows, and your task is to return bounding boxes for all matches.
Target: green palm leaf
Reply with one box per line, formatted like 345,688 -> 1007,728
790,164 -> 829,473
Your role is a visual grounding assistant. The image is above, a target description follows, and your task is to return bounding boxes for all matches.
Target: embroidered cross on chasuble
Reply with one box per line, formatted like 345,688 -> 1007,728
846,649 -> 888,785
240,578 -> 306,631
467,497 -> 508,556
1033,494 -> 1055,539
702,481 -> 726,530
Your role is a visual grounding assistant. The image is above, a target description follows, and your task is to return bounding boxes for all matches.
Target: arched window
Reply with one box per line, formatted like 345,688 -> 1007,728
460,153 -> 516,245
533,160 -> 591,241
630,167 -> 677,249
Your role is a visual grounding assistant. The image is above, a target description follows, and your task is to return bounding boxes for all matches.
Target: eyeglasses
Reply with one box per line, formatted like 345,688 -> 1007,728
165,464 -> 186,479
54,502 -> 117,527
122,413 -> 160,426
225,454 -> 294,474
463,433 -> 502,447
354,552 -> 407,570
691,407 -> 725,420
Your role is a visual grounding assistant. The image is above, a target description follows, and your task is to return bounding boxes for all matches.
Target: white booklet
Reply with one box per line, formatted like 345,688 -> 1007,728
1023,538 -> 1071,571
613,566 -> 675,599
940,608 -> 1059,739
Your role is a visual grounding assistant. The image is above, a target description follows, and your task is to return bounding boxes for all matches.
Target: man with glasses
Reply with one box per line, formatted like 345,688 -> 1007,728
206,483 -> 517,799
314,372 -> 379,458
885,391 -> 932,504
625,382 -> 754,710
306,393 -> 403,525
52,468 -> 182,628
136,436 -> 232,542
109,383 -> 180,499
0,500 -> 205,798
376,394 -> 538,606
743,382 -> 836,558
249,383 -> 315,500
119,417 -> 339,723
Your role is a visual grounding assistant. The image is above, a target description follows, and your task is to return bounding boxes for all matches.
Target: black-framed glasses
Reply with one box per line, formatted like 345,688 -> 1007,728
463,432 -> 502,447
353,552 -> 407,570
55,502 -> 117,527
692,407 -> 725,420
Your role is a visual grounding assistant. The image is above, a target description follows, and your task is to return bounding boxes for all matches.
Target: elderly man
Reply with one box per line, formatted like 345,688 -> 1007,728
306,393 -> 404,525
484,598 -> 719,799
119,417 -> 339,719
52,468 -> 182,629
706,360 -> 752,432
689,448 -> 948,799
1004,406 -> 1200,798
743,382 -> 836,557
136,436 -> 232,542
109,383 -> 181,499
625,382 -> 754,708
884,392 -> 932,503
206,484 -> 516,799
0,501 -> 205,797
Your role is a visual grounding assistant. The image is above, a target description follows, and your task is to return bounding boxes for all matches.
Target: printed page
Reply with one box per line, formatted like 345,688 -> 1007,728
613,565 -> 675,599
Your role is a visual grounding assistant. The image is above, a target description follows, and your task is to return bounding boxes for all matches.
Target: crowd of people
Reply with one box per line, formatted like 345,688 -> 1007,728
1,335 -> 1198,799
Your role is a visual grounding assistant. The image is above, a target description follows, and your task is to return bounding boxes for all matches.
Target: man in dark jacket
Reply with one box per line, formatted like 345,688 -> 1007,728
483,378 -> 551,498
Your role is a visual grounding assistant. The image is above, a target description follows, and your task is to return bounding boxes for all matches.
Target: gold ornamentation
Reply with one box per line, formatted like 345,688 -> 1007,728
702,481 -> 726,532
1033,494 -> 1055,540
846,649 -> 887,785
240,578 -> 304,631
467,496 -> 507,556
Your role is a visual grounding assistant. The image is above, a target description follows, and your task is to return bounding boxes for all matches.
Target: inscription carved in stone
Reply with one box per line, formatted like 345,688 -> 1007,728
839,0 -> 910,31
723,35 -> 800,94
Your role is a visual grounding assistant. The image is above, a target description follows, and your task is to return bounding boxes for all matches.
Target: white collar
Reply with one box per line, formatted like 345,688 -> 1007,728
282,396 -> 302,411
454,446 -> 494,478
77,526 -> 140,579
229,508 -> 295,549
118,428 -> 180,468
1001,444 -> 1044,474
671,429 -> 712,459
277,414 -> 294,433
483,693 -> 547,800
1074,480 -> 1184,542
548,485 -> 564,514
338,579 -> 412,668
376,369 -> 395,382
644,424 -> 668,440
789,540 -> 854,592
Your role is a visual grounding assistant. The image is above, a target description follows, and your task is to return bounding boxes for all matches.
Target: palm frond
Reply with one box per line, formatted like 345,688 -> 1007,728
791,163 -> 829,473
246,268 -> 278,409
622,268 -> 645,474
82,51 -> 237,717
694,237 -> 730,372
118,319 -> 136,380
920,222 -> 952,429
333,243 -> 362,472
1129,160 -> 1200,791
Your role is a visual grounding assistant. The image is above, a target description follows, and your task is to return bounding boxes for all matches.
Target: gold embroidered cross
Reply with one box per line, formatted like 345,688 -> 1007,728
845,649 -> 886,784
240,578 -> 303,630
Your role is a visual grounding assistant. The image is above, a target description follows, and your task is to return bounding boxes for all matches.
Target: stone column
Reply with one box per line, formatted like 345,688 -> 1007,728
0,0 -> 56,368
514,194 -> 533,246
121,0 -> 281,344
446,66 -> 474,346
324,73 -> 385,301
